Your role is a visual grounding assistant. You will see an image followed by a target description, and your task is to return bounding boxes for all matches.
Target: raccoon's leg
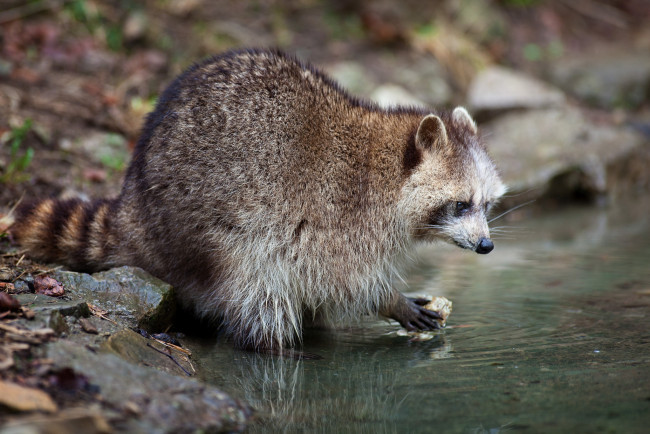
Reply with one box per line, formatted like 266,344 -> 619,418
380,290 -> 442,331
224,291 -> 322,360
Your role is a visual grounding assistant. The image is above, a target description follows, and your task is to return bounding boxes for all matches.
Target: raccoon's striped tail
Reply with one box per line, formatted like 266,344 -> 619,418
9,198 -> 120,273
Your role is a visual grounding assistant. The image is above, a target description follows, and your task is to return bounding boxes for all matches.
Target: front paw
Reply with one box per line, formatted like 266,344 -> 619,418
394,297 -> 442,331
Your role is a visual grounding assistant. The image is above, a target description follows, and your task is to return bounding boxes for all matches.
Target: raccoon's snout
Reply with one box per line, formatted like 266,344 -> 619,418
475,237 -> 494,254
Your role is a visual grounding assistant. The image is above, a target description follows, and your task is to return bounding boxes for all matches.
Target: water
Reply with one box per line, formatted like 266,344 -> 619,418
188,199 -> 650,433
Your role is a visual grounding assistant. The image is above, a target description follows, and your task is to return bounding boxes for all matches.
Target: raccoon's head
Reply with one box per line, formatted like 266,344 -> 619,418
398,107 -> 506,254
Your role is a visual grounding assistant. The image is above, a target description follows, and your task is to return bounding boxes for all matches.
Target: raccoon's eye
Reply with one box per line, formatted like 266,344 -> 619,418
455,201 -> 471,216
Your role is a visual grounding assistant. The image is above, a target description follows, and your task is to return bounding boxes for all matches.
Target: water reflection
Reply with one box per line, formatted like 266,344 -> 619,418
188,199 -> 650,432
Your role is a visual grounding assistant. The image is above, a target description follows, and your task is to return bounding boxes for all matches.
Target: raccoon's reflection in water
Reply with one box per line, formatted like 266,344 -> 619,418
190,327 -> 451,432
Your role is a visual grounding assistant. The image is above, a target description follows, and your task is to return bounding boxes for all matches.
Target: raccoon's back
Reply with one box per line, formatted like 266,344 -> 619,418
122,49 -> 383,236
10,198 -> 120,273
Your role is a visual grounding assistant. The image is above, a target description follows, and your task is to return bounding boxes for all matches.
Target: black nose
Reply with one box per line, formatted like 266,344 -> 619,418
475,237 -> 494,254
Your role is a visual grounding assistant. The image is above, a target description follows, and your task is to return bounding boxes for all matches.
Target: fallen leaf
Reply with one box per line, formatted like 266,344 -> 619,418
0,380 -> 58,412
34,275 -> 65,297
0,291 -> 21,311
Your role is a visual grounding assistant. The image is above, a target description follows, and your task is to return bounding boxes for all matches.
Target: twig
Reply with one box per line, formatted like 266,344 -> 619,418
152,337 -> 192,356
88,303 -> 118,326
146,343 -> 193,376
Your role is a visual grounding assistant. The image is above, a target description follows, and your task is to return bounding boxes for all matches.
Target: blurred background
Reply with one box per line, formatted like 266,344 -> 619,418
1,0 -> 649,211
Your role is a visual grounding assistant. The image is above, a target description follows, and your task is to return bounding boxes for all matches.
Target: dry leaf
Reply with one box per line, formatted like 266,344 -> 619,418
34,275 -> 65,297
0,380 -> 58,412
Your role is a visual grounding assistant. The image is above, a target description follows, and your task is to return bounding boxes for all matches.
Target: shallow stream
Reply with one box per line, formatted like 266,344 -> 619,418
188,199 -> 650,433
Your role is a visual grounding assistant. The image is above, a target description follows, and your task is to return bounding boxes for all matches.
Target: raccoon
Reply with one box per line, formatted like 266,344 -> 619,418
10,49 -> 506,355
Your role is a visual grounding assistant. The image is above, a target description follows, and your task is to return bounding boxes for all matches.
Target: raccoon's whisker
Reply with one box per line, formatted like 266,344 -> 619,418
488,200 -> 535,224
500,188 -> 540,198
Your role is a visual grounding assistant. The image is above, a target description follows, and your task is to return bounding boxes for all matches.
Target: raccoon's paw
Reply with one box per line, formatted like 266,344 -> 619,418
390,297 -> 442,331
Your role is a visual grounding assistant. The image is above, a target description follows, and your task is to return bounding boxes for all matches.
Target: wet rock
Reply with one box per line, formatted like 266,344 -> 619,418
47,340 -> 252,433
484,107 -> 647,205
15,293 -> 91,320
469,66 -> 565,116
52,266 -> 176,330
550,48 -> 650,109
102,329 -> 194,377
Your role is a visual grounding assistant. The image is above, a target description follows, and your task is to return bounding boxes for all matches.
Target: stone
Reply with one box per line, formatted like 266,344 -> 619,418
47,340 -> 252,432
52,266 -> 176,330
550,48 -> 650,109
326,61 -> 377,97
15,293 -> 91,319
483,107 -> 647,204
101,329 -> 193,377
468,66 -> 565,114
370,84 -> 425,108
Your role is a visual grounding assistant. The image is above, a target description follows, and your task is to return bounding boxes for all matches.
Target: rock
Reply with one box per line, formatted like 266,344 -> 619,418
101,329 -> 194,377
326,55 -> 452,108
326,61 -> 377,97
16,293 -> 91,319
372,55 -> 452,107
484,107 -> 648,205
0,267 -> 14,281
47,340 -> 252,433
469,66 -> 565,115
123,11 -> 148,42
52,266 -> 176,330
550,48 -> 650,109
78,317 -> 98,334
370,84 -> 425,108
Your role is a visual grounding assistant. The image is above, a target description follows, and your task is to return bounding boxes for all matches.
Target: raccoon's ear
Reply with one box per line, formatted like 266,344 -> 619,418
416,114 -> 448,153
452,107 -> 478,134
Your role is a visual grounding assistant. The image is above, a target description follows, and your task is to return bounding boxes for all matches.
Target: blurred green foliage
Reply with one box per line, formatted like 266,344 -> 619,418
1,119 -> 34,184
524,40 -> 564,62
64,0 -> 126,51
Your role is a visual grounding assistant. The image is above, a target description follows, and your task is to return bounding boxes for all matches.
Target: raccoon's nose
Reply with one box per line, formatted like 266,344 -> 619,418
475,237 -> 494,254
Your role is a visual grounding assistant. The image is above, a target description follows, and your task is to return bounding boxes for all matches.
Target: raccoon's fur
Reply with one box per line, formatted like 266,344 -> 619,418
10,49 -> 506,354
